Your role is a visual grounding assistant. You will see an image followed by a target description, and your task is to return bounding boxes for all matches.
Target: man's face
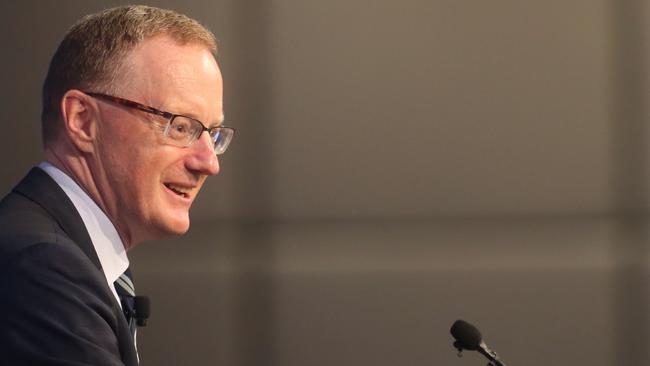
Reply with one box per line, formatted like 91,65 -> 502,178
91,36 -> 223,246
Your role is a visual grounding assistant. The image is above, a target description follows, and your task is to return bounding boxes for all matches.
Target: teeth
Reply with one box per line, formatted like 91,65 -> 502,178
166,184 -> 192,196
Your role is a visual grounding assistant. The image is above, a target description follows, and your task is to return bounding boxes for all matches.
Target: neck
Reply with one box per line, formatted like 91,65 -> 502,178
44,146 -> 135,250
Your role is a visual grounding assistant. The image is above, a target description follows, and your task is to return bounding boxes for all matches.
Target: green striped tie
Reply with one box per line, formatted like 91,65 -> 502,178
114,269 -> 137,337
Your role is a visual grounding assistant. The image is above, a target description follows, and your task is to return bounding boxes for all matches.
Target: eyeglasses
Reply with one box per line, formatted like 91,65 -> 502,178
84,92 -> 234,155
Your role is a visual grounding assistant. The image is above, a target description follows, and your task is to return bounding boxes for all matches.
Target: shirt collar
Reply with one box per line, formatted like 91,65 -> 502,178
38,162 -> 129,301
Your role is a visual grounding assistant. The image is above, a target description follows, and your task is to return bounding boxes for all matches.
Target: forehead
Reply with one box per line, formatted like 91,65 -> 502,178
117,36 -> 223,118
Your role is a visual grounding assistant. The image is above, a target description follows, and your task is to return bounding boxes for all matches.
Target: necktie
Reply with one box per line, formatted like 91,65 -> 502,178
114,268 -> 137,337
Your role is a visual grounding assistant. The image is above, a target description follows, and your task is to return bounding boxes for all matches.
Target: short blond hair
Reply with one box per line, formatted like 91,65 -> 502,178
41,5 -> 217,146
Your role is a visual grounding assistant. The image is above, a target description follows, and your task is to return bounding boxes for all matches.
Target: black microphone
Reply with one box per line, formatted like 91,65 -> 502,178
134,296 -> 150,327
450,319 -> 507,366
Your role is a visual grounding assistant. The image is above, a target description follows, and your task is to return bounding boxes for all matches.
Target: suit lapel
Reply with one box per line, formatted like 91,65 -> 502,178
12,167 -> 103,271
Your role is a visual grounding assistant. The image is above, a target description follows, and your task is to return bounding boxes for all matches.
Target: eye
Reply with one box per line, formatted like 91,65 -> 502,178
166,117 -> 196,141
174,124 -> 187,133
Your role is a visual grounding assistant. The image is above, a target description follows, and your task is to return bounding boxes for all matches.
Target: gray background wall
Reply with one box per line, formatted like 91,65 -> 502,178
1,1 -> 648,365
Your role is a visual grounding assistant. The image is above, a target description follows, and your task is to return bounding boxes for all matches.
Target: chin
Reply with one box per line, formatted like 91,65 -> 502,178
154,214 -> 191,238
167,219 -> 191,235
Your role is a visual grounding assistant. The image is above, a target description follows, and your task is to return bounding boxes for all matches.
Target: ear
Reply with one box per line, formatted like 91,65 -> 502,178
60,89 -> 98,153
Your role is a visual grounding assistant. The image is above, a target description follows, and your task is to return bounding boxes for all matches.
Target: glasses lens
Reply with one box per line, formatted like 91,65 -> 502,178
212,128 -> 234,155
165,116 -> 201,146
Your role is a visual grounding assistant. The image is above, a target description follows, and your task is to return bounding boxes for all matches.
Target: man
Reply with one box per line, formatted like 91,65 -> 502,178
0,5 -> 233,365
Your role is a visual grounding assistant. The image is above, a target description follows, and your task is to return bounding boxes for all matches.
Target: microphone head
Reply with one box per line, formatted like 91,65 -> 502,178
134,295 -> 150,327
450,319 -> 482,351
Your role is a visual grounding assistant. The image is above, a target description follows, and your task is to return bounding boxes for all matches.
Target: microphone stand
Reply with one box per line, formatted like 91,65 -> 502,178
477,341 -> 506,366
453,341 -> 507,366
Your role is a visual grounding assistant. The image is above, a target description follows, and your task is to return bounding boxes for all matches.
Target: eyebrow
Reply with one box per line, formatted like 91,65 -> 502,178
209,114 -> 226,128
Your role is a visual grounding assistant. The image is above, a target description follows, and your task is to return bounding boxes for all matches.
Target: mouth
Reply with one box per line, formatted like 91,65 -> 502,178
164,183 -> 193,199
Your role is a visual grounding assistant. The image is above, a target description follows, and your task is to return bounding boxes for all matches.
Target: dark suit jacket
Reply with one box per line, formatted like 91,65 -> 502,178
0,168 -> 138,366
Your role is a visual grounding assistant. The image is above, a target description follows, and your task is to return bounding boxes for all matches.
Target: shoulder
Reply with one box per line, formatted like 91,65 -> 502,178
0,189 -> 70,264
0,186 -> 118,340
0,239 -> 116,314
0,188 -> 108,301
0,173 -> 134,364
0,240 -> 124,364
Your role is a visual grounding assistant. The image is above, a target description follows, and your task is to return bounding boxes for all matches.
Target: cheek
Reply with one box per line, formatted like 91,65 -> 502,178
97,131 -> 160,200
119,151 -> 164,195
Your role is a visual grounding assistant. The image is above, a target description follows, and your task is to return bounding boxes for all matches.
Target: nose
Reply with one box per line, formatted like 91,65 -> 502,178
185,132 -> 220,176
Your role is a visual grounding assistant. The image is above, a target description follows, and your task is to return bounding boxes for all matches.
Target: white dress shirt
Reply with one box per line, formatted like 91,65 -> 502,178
38,162 -> 129,306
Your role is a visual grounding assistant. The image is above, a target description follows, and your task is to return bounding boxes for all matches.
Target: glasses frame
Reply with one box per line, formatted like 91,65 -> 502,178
83,91 -> 234,155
